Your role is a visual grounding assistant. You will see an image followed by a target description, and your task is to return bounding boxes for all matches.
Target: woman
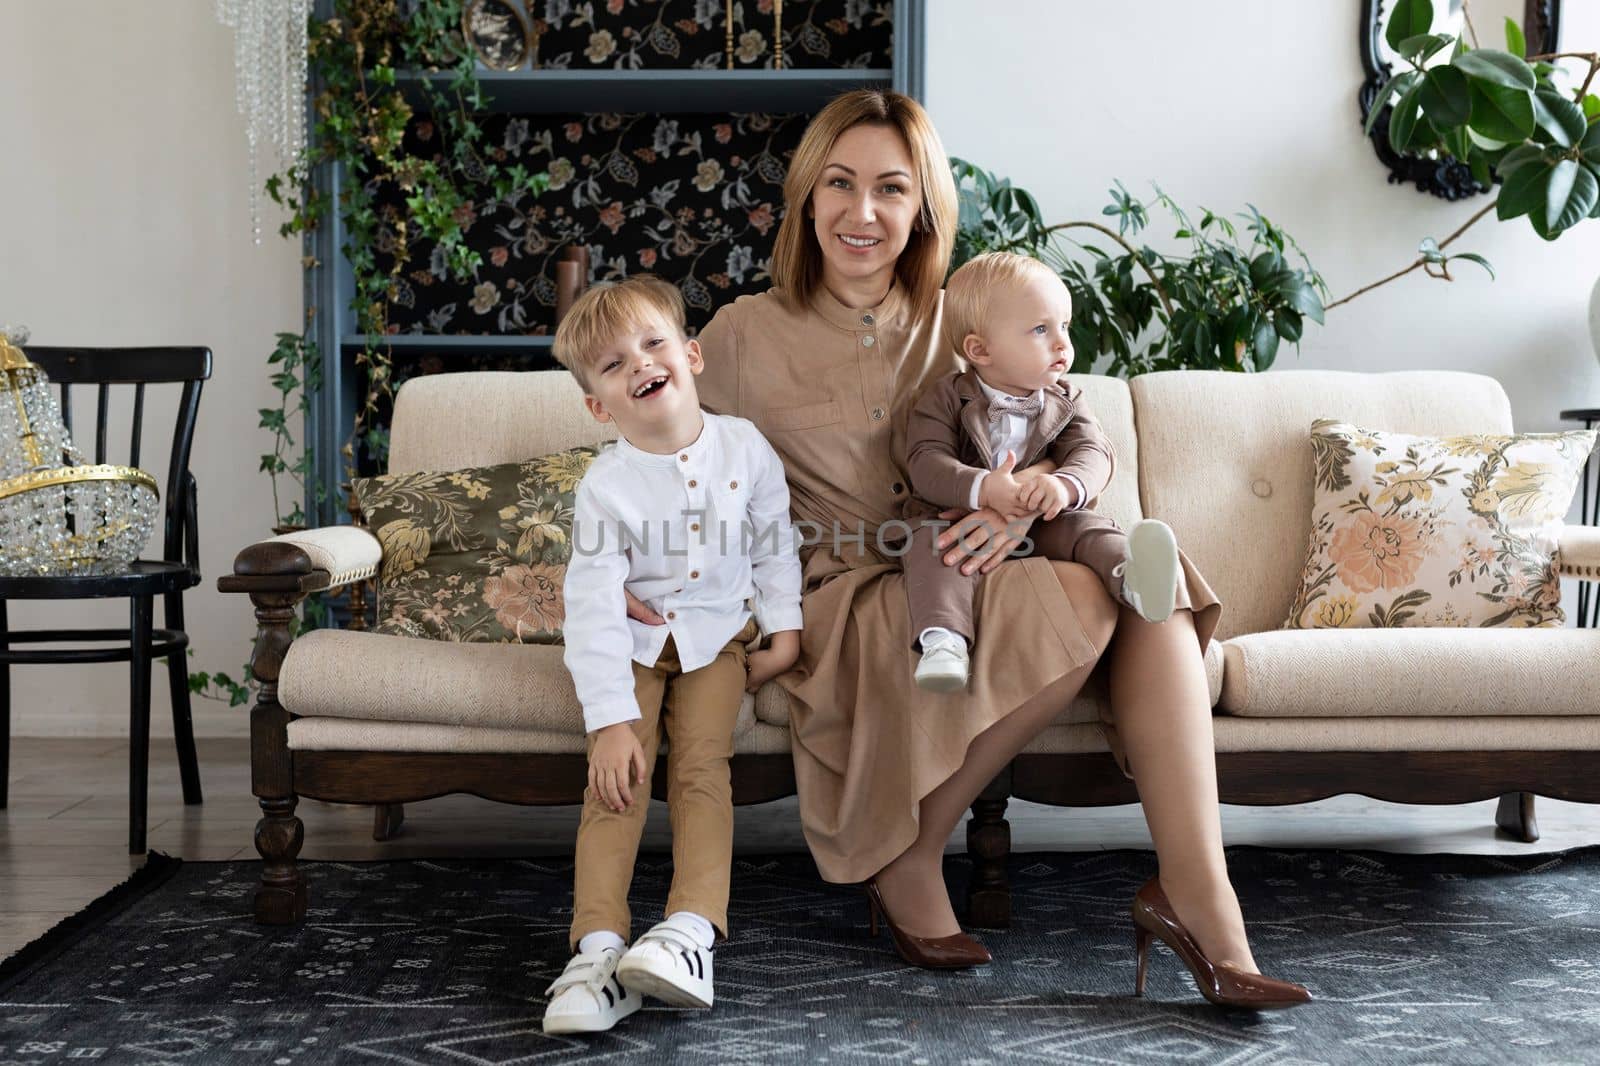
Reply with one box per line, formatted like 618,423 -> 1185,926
660,90 -> 1307,1008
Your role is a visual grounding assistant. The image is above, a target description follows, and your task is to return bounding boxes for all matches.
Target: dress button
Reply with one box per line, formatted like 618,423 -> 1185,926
689,570 -> 699,579
862,313 -> 875,326
690,522 -> 700,532
892,481 -> 905,494
687,479 -> 697,488
680,454 -> 689,462
729,480 -> 738,489
871,406 -> 885,421
862,335 -> 876,347
667,611 -> 676,620
1251,478 -> 1273,498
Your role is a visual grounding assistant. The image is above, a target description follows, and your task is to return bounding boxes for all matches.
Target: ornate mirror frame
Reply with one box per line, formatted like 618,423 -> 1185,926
1359,0 -> 1563,200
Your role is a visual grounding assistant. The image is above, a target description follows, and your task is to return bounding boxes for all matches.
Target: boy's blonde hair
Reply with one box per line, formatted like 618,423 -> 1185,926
551,274 -> 686,390
770,89 -> 957,324
941,252 -> 1064,358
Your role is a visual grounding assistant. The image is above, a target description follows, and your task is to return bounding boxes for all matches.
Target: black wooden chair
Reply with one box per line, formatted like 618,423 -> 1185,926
0,346 -> 211,853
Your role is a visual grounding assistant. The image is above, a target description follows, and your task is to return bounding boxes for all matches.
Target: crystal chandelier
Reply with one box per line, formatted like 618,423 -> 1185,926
215,0 -> 314,242
0,330 -> 160,576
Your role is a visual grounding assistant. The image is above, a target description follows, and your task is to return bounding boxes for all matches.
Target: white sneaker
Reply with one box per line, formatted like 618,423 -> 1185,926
616,915 -> 715,1008
1117,519 -> 1180,624
542,946 -> 641,1035
914,632 -> 969,692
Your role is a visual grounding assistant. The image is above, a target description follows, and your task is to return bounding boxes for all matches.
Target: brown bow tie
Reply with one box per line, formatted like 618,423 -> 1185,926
989,394 -> 1042,427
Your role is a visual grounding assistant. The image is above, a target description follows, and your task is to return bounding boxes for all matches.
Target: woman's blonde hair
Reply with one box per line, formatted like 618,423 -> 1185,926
552,274 -> 685,390
770,90 -> 957,323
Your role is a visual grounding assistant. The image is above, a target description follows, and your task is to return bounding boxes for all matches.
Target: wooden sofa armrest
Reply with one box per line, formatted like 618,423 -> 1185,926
219,528 -> 378,595
1559,524 -> 1600,580
217,537 -> 327,925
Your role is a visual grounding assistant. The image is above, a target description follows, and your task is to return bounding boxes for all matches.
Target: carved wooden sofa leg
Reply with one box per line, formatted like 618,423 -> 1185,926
965,768 -> 1013,929
220,543 -> 328,926
1494,792 -> 1539,843
373,803 -> 406,841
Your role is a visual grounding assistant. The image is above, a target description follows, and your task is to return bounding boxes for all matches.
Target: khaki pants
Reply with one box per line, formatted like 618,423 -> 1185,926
903,511 -> 1129,647
569,619 -> 755,949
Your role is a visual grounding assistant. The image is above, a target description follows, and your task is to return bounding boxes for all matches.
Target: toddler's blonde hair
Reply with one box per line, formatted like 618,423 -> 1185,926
941,252 -> 1065,359
552,274 -> 686,390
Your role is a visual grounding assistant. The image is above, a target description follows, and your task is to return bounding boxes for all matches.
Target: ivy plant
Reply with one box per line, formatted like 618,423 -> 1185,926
195,0 -> 549,706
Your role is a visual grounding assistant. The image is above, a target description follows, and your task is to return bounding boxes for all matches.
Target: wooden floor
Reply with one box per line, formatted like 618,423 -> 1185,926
4,736 -> 1599,959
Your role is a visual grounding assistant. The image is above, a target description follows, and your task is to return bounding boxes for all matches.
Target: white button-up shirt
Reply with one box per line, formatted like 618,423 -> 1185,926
968,377 -> 1087,512
562,412 -> 804,734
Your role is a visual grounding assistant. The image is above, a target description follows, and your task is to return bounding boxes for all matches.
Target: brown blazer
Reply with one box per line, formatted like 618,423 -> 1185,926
901,369 -> 1117,522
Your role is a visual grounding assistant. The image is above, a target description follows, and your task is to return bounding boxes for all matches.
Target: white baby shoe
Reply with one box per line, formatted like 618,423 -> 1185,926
616,914 -> 715,1008
1117,519 -> 1180,624
542,945 -> 641,1034
914,628 -> 970,692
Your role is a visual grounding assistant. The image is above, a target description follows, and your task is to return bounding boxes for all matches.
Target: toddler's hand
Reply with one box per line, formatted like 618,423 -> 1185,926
745,630 -> 800,694
977,451 -> 1027,517
588,723 -> 647,812
1022,475 -> 1076,520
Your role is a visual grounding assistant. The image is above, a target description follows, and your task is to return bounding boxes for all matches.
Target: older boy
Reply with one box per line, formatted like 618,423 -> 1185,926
544,276 -> 802,1033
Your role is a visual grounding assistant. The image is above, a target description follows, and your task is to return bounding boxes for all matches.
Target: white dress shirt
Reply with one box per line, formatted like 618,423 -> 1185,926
967,377 -> 1088,512
562,412 -> 804,734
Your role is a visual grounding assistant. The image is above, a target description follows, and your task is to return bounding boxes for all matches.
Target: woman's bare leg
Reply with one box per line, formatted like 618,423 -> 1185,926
1108,606 -> 1256,972
874,564 -> 1118,938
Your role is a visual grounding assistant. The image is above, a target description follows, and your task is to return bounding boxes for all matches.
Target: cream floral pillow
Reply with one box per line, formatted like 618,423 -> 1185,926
1286,420 -> 1595,629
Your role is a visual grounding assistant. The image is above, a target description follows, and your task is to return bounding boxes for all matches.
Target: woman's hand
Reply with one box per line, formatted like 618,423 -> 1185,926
588,723 -> 648,812
624,590 -> 665,625
745,630 -> 800,694
936,506 -> 1039,575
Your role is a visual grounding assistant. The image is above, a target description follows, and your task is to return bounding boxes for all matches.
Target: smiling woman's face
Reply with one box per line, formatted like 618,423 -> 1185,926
810,122 -> 922,298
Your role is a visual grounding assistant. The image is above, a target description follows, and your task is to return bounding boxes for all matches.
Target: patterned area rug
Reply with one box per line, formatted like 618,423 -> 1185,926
3,847 -> 1599,1064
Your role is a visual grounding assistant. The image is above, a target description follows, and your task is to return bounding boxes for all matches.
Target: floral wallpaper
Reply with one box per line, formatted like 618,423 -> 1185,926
371,109 -> 807,338
524,0 -> 892,70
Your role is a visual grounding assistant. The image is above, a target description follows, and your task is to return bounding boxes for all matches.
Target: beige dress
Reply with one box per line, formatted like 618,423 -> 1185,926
696,284 -> 1218,883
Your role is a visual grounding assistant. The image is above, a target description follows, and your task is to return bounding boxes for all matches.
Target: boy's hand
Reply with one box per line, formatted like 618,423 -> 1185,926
977,451 -> 1028,518
588,723 -> 647,812
745,629 -> 800,694
1021,475 -> 1076,520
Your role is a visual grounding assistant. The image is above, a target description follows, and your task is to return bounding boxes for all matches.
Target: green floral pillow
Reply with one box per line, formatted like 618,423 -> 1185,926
352,446 -> 602,643
1286,421 -> 1595,630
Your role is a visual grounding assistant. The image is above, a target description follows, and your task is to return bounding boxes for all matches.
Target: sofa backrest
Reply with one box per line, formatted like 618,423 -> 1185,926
1063,373 -> 1143,534
389,368 -> 1147,525
1131,370 -> 1514,640
389,370 -> 616,475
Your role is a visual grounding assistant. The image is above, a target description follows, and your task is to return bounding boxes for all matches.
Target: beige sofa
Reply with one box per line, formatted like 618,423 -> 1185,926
221,368 -> 1600,926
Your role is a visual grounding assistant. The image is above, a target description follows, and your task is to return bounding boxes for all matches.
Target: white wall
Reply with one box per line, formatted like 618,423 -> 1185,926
0,3 -> 298,738
925,1 -> 1600,425
2,1 -> 1598,737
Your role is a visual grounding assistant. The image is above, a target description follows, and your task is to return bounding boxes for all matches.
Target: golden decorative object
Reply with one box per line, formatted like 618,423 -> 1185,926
0,332 -> 160,576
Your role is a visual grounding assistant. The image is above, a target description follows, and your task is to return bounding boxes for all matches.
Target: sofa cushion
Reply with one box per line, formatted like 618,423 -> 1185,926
1218,628 -> 1600,717
750,633 -> 1224,729
1130,370 -> 1513,640
1283,421 -> 1594,629
353,446 -> 601,643
280,628 -> 771,738
1022,714 -> 1600,755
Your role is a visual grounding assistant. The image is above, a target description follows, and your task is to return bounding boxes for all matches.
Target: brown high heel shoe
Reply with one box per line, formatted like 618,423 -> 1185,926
1132,877 -> 1312,1010
862,879 -> 992,969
